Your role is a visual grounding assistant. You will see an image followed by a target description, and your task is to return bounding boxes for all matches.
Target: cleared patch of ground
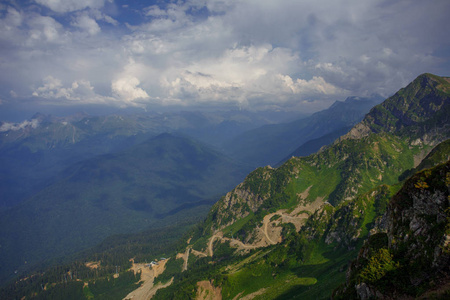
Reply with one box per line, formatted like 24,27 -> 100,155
196,280 -> 222,300
123,259 -> 171,300
85,261 -> 100,269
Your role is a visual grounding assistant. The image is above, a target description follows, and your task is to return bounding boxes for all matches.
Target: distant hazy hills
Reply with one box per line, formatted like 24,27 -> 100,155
224,96 -> 383,168
0,133 -> 246,283
0,110 -> 281,209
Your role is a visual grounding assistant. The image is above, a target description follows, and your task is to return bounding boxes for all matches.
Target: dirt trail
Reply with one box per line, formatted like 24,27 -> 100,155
259,196 -> 325,246
191,249 -> 208,257
239,288 -> 267,300
207,232 -> 258,257
182,248 -> 190,271
208,233 -> 222,257
206,194 -> 325,256
123,259 -> 170,300
226,237 -> 258,250
262,214 -> 278,245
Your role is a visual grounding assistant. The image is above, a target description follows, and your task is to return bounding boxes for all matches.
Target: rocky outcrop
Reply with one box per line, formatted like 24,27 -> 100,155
208,182 -> 264,232
333,161 -> 450,299
387,162 -> 450,273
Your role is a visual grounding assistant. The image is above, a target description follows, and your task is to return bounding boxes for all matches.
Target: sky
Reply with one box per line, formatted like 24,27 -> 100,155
1,0 -> 450,120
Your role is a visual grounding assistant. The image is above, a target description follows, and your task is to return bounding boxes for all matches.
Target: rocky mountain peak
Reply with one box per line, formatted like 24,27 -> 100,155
341,73 -> 450,142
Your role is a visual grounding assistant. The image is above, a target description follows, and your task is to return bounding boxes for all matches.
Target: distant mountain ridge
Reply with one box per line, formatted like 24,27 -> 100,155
0,110 -> 278,209
225,95 -> 382,168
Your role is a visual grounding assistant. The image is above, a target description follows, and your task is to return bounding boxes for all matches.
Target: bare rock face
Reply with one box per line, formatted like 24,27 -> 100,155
355,282 -> 386,300
387,163 -> 449,272
333,161 -> 450,299
208,182 -> 265,232
340,123 -> 372,141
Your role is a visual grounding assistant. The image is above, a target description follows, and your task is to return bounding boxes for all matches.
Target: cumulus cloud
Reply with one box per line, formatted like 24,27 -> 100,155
32,76 -> 112,104
111,76 -> 150,104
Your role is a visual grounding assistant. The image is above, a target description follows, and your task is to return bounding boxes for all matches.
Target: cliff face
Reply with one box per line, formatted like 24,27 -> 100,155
334,161 -> 450,299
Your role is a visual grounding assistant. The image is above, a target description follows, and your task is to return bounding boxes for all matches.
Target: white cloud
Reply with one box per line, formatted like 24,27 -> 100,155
32,76 -> 112,104
278,75 -> 346,96
101,14 -> 118,26
145,5 -> 167,18
0,119 -> 40,132
111,76 -> 149,104
3,6 -> 22,28
27,15 -> 64,43
72,14 -> 101,35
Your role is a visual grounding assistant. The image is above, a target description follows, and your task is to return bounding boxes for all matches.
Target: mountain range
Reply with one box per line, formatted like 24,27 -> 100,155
0,73 -> 449,299
0,90 -> 379,285
0,110 -> 280,209
152,73 -> 449,299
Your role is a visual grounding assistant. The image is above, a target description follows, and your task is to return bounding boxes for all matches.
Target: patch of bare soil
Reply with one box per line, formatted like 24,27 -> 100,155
123,259 -> 171,300
196,280 -> 222,300
413,149 -> 431,167
85,261 -> 100,269
296,185 -> 312,202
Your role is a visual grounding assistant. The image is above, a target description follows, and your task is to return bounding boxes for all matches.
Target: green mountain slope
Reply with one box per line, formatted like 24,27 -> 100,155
203,73 -> 449,239
0,133 -> 246,284
154,73 -> 449,299
279,125 -> 353,164
154,151 -> 448,299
